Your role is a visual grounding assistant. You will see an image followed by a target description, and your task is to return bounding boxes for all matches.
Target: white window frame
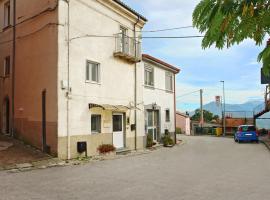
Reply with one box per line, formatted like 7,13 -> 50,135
4,1 -> 11,28
144,65 -> 154,87
165,71 -> 173,91
91,114 -> 101,134
86,60 -> 100,84
4,56 -> 10,77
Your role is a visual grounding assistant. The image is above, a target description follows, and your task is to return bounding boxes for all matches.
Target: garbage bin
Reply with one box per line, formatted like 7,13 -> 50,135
216,128 -> 222,136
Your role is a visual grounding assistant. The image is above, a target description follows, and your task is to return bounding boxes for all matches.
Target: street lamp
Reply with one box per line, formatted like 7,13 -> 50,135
220,81 -> 226,136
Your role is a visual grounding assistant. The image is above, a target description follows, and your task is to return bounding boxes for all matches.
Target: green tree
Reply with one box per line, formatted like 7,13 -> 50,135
191,109 -> 216,122
193,0 -> 270,74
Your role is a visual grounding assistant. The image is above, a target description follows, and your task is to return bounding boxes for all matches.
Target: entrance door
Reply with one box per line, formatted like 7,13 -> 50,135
147,110 -> 159,142
2,98 -> 10,134
113,113 -> 124,149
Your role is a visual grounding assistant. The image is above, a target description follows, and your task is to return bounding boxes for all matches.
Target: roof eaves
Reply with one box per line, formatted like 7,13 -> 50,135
113,0 -> 148,22
142,54 -> 180,74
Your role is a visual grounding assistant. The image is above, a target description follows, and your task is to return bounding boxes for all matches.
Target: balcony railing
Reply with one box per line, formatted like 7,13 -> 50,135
114,33 -> 141,63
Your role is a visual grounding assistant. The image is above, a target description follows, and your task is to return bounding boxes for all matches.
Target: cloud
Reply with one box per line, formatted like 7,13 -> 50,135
123,0 -> 266,110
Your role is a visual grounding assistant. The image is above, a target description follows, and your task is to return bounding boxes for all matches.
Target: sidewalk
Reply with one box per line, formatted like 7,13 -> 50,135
260,135 -> 270,151
0,134 -> 50,170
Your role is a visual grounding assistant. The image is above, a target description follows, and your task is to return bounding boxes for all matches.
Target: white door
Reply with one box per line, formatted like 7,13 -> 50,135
147,110 -> 159,142
113,114 -> 124,149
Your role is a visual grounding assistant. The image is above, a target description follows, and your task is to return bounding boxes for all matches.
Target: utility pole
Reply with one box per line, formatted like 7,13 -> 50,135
220,81 -> 226,136
200,89 -> 204,131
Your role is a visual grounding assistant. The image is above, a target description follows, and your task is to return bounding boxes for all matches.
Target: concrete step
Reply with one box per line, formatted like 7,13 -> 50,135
116,148 -> 131,155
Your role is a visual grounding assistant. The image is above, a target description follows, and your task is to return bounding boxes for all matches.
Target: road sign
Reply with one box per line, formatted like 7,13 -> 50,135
215,96 -> 221,107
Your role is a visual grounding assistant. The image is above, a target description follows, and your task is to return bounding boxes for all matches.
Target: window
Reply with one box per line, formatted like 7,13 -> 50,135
165,72 -> 173,91
120,26 -> 128,53
145,65 -> 154,86
165,109 -> 170,122
4,1 -> 11,28
91,115 -> 101,133
4,56 -> 10,76
86,61 -> 100,83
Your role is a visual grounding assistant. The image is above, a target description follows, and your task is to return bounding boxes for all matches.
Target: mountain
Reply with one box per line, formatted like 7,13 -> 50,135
189,100 -> 270,129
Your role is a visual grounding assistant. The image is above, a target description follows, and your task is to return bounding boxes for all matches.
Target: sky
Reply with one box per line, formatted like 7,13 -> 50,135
123,0 -> 267,112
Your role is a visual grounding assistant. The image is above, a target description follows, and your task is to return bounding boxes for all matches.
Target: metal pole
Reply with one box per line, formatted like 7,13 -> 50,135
200,89 -> 204,131
221,81 -> 226,136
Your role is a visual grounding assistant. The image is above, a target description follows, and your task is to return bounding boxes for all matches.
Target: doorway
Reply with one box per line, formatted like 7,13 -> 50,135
113,113 -> 124,149
2,97 -> 10,135
147,110 -> 159,142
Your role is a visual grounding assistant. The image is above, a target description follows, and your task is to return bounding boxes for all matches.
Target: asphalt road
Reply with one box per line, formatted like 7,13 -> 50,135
1,136 -> 270,200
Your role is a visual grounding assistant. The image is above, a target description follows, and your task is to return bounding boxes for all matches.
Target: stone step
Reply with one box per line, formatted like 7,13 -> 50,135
116,148 -> 131,155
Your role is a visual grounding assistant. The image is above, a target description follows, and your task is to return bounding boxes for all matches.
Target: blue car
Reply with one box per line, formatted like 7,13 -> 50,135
234,125 -> 259,143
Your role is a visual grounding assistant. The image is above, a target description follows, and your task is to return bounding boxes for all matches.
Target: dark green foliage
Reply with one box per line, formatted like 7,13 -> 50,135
162,133 -> 174,147
176,128 -> 182,134
191,109 -> 217,122
146,134 -> 153,148
193,0 -> 270,75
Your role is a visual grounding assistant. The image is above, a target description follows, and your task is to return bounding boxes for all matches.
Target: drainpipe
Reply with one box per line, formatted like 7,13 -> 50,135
174,74 -> 177,144
66,0 -> 71,160
11,0 -> 16,137
134,16 -> 140,150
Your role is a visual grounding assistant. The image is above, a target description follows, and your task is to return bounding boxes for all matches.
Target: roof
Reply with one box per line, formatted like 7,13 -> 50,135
176,111 -> 190,118
142,54 -> 180,74
113,0 -> 147,22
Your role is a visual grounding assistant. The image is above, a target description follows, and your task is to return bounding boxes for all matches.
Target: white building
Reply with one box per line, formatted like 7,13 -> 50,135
0,0 -> 180,159
142,54 -> 180,143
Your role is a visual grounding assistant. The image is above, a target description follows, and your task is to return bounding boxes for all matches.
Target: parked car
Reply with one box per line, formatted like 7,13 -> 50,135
234,125 -> 259,143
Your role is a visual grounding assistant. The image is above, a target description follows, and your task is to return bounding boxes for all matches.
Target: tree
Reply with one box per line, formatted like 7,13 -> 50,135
193,0 -> 270,75
191,109 -> 216,122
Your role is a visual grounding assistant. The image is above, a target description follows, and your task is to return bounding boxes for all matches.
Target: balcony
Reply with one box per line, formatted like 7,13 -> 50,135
114,33 -> 141,63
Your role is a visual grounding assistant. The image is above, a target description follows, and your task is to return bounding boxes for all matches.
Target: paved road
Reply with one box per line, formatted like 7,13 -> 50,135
1,136 -> 270,200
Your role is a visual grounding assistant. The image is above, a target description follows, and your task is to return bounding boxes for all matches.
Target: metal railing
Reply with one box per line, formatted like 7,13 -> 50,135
114,33 -> 141,60
254,102 -> 267,117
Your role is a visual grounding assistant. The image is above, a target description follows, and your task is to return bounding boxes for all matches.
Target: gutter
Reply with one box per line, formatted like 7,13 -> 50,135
134,16 -> 140,150
11,0 -> 16,137
174,74 -> 177,144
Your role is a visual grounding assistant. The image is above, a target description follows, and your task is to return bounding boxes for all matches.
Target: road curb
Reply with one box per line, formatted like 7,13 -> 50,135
260,140 -> 270,152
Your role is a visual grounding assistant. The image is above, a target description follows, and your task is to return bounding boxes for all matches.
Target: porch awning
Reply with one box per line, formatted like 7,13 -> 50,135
89,103 -> 130,111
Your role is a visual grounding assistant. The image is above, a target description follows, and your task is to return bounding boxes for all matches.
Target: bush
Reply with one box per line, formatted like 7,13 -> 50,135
162,134 -> 174,147
146,134 -> 153,148
176,128 -> 182,134
97,144 -> 116,154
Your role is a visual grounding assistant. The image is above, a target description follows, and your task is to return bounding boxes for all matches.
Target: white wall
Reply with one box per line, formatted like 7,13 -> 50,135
57,0 -> 146,138
142,61 -> 176,134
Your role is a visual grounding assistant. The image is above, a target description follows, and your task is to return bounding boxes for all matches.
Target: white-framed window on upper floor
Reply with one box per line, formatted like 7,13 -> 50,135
4,56 -> 10,77
86,60 -> 100,83
165,109 -> 170,122
165,71 -> 173,91
4,1 -> 11,28
144,65 -> 154,87
91,114 -> 101,134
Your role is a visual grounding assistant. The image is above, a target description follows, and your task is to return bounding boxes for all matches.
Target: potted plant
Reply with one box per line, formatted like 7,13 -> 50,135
97,144 -> 116,157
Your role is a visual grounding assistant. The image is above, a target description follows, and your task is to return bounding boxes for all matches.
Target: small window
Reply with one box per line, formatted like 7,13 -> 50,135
4,1 -> 11,28
165,72 -> 173,91
165,109 -> 170,122
4,56 -> 10,76
145,65 -> 154,86
91,115 -> 101,133
86,61 -> 100,83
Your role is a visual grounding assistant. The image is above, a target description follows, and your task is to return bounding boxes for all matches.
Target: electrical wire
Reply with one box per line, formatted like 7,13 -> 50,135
138,26 -> 193,33
176,90 -> 201,99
